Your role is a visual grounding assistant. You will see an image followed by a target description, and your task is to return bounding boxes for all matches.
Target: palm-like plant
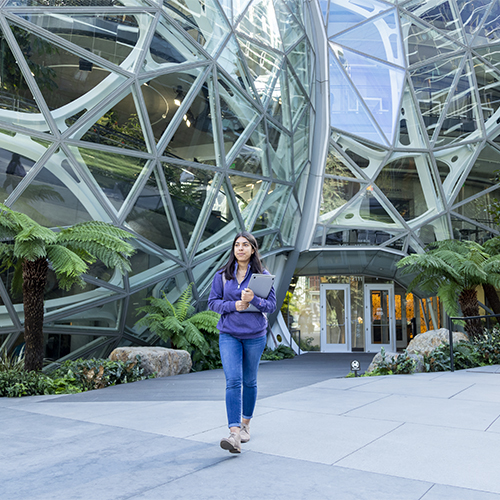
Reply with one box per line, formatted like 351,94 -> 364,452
397,239 -> 500,338
135,283 -> 220,358
0,203 -> 135,371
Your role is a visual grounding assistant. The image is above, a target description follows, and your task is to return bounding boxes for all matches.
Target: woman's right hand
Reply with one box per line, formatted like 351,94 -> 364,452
235,300 -> 249,311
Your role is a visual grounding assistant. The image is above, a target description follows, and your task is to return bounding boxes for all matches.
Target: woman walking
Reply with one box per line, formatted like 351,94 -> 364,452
208,231 -> 276,454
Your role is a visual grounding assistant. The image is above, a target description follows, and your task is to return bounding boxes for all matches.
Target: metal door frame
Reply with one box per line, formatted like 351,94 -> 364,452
364,284 -> 396,353
320,284 -> 351,352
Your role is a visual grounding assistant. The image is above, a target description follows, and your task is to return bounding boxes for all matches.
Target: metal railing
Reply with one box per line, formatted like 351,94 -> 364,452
447,313 -> 500,371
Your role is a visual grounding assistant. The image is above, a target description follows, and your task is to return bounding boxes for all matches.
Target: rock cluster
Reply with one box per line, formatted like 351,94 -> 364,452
406,328 -> 468,357
109,347 -> 192,377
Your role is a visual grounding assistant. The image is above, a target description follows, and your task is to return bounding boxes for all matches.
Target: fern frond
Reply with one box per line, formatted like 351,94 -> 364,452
13,238 -> 47,261
180,321 -> 210,355
174,284 -> 193,322
189,310 -> 220,335
46,245 -> 89,290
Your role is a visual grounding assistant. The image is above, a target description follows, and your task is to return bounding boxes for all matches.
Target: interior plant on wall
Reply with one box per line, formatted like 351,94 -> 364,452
135,283 -> 220,370
396,239 -> 500,338
0,203 -> 136,371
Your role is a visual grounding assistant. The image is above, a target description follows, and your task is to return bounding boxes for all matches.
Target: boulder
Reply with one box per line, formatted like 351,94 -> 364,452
109,347 -> 192,377
406,328 -> 468,357
366,351 -> 425,374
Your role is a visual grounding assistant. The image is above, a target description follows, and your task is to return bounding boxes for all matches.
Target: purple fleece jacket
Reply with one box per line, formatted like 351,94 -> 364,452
208,264 -> 277,339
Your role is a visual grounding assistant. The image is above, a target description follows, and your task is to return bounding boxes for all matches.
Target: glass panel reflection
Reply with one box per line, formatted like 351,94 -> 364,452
267,120 -> 292,181
141,67 -> 202,145
456,186 -> 500,231
254,182 -> 292,231
69,146 -> 148,211
320,178 -> 360,222
280,194 -> 299,246
451,214 -> 496,244
326,289 -> 346,344
125,171 -> 178,251
228,122 -> 268,175
370,289 -> 390,344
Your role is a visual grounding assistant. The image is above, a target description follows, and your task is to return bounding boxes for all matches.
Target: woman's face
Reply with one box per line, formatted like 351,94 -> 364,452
234,236 -> 254,265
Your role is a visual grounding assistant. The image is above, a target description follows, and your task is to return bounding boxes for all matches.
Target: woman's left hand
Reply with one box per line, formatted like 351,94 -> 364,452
241,288 -> 254,302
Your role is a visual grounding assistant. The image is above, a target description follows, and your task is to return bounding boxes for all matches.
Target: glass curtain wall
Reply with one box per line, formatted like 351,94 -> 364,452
0,0 -> 316,361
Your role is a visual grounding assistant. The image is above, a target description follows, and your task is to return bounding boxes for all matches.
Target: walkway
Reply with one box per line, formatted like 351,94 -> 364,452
2,353 -> 500,499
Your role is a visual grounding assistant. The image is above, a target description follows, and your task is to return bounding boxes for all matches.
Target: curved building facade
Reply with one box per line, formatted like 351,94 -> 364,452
1,0 -> 500,360
0,0 -> 323,360
283,0 -> 500,354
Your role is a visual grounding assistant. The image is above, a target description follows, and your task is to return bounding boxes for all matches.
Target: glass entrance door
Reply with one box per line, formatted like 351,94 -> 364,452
364,284 -> 395,352
320,284 -> 350,352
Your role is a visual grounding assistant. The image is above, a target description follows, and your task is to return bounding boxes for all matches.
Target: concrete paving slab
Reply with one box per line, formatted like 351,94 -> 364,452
259,385 -> 391,415
344,393 -> 500,431
452,383 -> 500,403
421,484 -> 500,500
351,374 -> 475,398
189,408 -> 402,465
129,451 -> 433,500
486,415 -> 500,433
337,422 -> 500,494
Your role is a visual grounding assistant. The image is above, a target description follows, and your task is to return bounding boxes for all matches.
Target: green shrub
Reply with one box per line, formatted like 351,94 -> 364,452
50,357 -> 148,391
0,370 -> 55,397
0,347 -> 25,373
261,344 -> 295,361
367,348 -> 416,376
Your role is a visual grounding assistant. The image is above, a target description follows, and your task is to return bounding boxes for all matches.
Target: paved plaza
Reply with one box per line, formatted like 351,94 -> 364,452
2,353 -> 500,500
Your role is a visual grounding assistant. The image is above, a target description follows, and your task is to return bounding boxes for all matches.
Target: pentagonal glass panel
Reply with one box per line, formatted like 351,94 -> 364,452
415,215 -> 451,245
140,67 -> 203,145
375,155 -> 439,221
454,143 -> 500,203
0,138 -> 43,203
332,9 -> 404,68
161,162 -> 220,248
267,120 -> 292,181
456,0 -> 490,41
288,66 -> 308,129
473,56 -> 500,125
217,36 -> 258,102
320,178 -> 361,223
76,90 -> 148,152
401,14 -> 462,67
404,0 -> 464,43
237,0 -> 283,52
473,0 -> 500,46
433,60 -> 482,147
228,173 -> 267,224
46,298 -> 122,330
397,84 -> 428,149
335,47 -> 404,145
0,27 -> 46,129
410,56 -> 464,142
329,48 -> 388,146
326,0 -> 390,38
273,0 -> 304,52
325,146 -> 357,178
287,39 -> 312,97
293,109 -> 310,171
11,156 -> 96,227
451,213 -> 496,243
9,22 -> 115,113
228,121 -> 268,175
281,196 -> 301,246
219,74 -> 261,159
237,34 -> 283,105
125,172 -> 178,252
295,160 -> 310,211
267,63 -> 291,129
162,0 -> 230,56
164,78 -> 217,165
143,13 -> 204,72
15,12 -> 153,68
254,182 -> 292,231
455,186 -> 500,231
128,244 -> 169,279
68,145 -> 149,211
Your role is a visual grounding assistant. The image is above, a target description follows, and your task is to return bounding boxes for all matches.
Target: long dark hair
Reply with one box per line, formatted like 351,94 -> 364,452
219,231 -> 264,280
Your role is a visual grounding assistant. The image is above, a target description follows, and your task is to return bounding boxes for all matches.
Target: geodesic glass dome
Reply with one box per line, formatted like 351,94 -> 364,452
315,0 -> 500,254
0,0 -> 316,360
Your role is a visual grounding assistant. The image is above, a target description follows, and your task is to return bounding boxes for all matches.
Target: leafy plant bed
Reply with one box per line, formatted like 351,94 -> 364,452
0,355 -> 150,398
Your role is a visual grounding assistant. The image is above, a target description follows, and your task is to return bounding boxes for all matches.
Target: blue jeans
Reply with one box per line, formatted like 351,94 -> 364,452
219,333 -> 267,428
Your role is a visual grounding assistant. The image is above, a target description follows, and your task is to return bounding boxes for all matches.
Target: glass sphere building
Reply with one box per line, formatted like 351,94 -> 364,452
0,0 -> 499,359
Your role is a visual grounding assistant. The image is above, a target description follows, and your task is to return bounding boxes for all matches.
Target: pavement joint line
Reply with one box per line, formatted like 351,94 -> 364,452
485,413 -> 500,432
120,453 -> 236,500
416,483 -> 436,500
339,393 -> 393,416
330,421 -> 406,466
447,382 -> 477,399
